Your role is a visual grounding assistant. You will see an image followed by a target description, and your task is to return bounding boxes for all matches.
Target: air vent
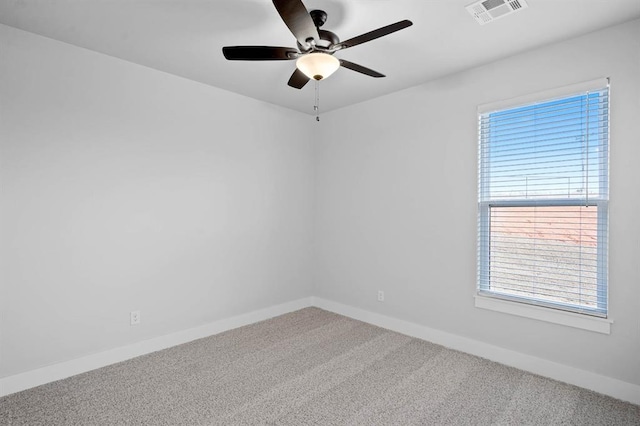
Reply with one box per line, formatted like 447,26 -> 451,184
466,0 -> 528,25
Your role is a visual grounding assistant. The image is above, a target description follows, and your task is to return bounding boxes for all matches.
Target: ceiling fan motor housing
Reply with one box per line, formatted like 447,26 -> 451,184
297,10 -> 339,51
299,29 -> 339,51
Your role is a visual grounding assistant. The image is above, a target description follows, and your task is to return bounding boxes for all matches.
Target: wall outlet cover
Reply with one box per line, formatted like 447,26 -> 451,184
130,310 -> 141,325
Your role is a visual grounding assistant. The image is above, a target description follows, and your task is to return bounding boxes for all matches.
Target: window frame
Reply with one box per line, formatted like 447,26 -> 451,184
476,79 -> 610,325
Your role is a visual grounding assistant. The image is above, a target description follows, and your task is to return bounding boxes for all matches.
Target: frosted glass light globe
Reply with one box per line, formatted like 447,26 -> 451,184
296,53 -> 340,81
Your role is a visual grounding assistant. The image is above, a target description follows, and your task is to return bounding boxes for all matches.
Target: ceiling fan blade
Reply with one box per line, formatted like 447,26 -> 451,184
222,46 -> 300,61
339,60 -> 385,78
272,0 -> 319,48
288,68 -> 310,89
334,20 -> 413,51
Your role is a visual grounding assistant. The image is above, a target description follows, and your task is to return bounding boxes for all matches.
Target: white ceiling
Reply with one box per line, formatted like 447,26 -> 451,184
1,0 -> 639,114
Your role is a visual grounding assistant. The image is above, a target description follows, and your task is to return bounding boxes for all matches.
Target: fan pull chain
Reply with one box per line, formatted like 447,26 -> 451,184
314,80 -> 320,122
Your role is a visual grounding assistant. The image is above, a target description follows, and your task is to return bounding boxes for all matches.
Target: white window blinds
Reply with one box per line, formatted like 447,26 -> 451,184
477,80 -> 609,317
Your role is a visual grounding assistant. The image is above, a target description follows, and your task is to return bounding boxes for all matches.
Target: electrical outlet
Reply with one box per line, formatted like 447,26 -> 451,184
377,291 -> 384,302
130,310 -> 141,325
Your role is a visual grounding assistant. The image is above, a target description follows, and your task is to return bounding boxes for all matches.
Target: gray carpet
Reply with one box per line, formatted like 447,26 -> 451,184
1,307 -> 638,425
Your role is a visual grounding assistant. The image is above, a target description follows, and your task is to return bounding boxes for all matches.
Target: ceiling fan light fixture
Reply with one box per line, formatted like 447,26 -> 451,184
296,52 -> 340,81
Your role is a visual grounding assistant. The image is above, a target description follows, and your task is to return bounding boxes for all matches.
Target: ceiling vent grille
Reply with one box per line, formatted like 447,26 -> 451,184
466,0 -> 528,25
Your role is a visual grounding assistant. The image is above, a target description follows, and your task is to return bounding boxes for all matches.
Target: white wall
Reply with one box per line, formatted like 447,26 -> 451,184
314,19 -> 640,386
0,24 -> 314,378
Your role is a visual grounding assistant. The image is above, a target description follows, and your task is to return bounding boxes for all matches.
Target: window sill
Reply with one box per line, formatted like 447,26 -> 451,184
474,295 -> 612,334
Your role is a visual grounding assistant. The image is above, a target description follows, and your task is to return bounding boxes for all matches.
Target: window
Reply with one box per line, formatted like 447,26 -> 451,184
477,79 -> 609,318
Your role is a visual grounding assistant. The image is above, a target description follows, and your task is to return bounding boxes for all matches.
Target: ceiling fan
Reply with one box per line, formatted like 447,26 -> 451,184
222,0 -> 413,89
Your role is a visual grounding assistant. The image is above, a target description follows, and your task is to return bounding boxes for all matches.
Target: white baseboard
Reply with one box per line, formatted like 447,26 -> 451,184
311,297 -> 640,406
3,296 -> 638,406
0,297 -> 313,397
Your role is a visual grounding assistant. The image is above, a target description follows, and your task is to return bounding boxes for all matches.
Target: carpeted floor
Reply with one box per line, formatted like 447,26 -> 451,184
1,307 -> 639,425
